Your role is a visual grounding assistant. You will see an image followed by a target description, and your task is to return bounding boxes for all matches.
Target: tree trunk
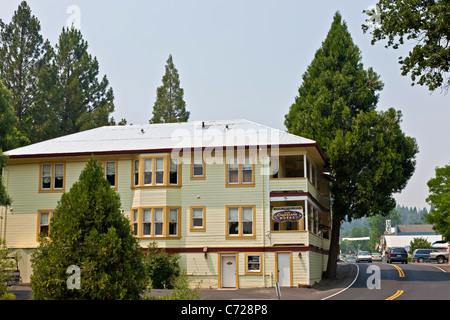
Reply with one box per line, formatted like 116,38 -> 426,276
324,217 -> 342,279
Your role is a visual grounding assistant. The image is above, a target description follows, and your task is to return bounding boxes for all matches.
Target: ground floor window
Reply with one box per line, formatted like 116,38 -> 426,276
245,253 -> 262,275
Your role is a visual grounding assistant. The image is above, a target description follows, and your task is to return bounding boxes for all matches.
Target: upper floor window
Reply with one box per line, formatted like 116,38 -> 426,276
226,156 -> 255,187
226,205 -> 255,239
191,156 -> 205,179
98,160 -> 117,189
132,156 -> 181,188
39,163 -> 65,192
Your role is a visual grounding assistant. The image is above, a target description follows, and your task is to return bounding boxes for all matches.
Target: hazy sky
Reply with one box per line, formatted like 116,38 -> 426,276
1,0 -> 449,210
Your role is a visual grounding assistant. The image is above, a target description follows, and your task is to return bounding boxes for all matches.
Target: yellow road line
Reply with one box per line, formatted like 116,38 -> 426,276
386,290 -> 404,300
383,263 -> 405,278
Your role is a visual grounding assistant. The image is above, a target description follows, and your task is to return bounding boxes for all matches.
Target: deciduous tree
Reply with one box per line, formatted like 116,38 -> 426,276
362,0 -> 450,92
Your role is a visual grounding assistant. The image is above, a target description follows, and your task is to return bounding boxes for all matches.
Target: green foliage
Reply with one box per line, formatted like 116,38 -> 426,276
0,293 -> 16,300
143,272 -> 200,300
0,240 -> 16,297
0,1 -> 44,147
31,156 -> 148,299
285,12 -> 418,278
0,80 -> 16,152
424,162 -> 450,242
0,1 -> 115,145
150,55 -> 190,123
362,0 -> 450,92
409,237 -> 432,254
144,242 -> 181,289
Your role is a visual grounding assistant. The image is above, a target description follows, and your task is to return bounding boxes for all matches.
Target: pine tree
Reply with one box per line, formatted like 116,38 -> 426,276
0,1 -> 45,147
0,80 -> 14,206
31,156 -> 148,299
150,55 -> 189,123
285,12 -> 418,278
52,27 -> 115,136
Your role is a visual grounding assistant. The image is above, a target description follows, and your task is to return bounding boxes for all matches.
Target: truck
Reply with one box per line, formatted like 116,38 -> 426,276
429,250 -> 449,264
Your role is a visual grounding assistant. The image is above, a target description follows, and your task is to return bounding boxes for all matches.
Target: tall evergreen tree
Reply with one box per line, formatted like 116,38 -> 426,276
52,27 -> 115,136
0,80 -> 14,206
150,55 -> 189,123
285,12 -> 418,278
0,1 -> 45,147
31,156 -> 148,299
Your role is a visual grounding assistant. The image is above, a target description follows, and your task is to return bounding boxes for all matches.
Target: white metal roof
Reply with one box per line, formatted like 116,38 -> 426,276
5,119 -> 319,158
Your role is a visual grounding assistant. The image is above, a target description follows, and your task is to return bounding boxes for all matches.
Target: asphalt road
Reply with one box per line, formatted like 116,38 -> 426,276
325,262 -> 450,300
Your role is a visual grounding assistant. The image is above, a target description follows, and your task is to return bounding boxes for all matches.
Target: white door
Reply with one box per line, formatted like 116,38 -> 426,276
277,253 -> 291,287
221,255 -> 236,288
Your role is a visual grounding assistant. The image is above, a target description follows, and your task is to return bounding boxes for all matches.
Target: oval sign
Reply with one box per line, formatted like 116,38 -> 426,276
272,210 -> 303,222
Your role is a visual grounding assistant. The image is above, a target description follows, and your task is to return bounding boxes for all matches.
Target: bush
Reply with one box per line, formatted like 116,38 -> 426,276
144,242 -> 180,289
0,293 -> 15,300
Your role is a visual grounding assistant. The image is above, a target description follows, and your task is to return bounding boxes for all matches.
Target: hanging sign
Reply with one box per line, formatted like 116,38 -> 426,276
272,206 -> 303,222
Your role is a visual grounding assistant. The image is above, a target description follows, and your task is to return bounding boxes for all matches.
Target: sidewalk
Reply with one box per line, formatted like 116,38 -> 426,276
152,262 -> 358,300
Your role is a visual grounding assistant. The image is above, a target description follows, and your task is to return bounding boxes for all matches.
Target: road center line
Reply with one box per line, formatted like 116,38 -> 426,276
386,290 -> 404,300
382,263 -> 405,278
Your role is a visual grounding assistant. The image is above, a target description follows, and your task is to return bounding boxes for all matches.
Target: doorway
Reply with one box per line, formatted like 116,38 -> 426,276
220,254 -> 237,288
276,252 -> 292,287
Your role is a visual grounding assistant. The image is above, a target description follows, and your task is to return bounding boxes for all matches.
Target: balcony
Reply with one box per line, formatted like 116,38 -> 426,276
269,155 -> 330,210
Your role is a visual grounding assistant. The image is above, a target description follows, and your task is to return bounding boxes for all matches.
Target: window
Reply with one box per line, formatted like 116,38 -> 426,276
228,160 -> 239,184
54,164 -> 64,189
133,207 -> 181,239
227,207 -> 239,235
169,158 -> 178,185
133,160 -> 140,186
133,156 -> 181,188
226,156 -> 255,187
245,254 -> 262,275
142,209 -> 152,236
242,157 -> 253,184
226,205 -> 255,239
242,207 -> 253,235
40,163 -> 65,192
191,155 -> 205,179
155,158 -> 164,185
154,208 -> 164,236
190,206 -> 206,231
41,164 -> 51,190
105,161 -> 116,187
143,159 -> 152,185
169,208 -> 178,236
37,210 -> 55,241
132,209 -> 138,236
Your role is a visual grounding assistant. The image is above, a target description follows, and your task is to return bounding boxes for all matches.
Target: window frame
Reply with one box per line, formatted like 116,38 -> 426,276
190,206 -> 206,232
131,156 -> 182,189
225,156 -> 255,188
225,205 -> 256,239
190,153 -> 206,180
98,160 -> 118,189
131,206 -> 181,239
245,253 -> 263,275
39,163 -> 65,193
36,210 -> 55,241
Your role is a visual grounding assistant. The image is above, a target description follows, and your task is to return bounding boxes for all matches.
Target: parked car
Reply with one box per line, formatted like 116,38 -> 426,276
356,251 -> 373,263
429,250 -> 449,264
432,240 -> 449,250
386,247 -> 408,264
371,252 -> 382,262
412,249 -> 439,263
